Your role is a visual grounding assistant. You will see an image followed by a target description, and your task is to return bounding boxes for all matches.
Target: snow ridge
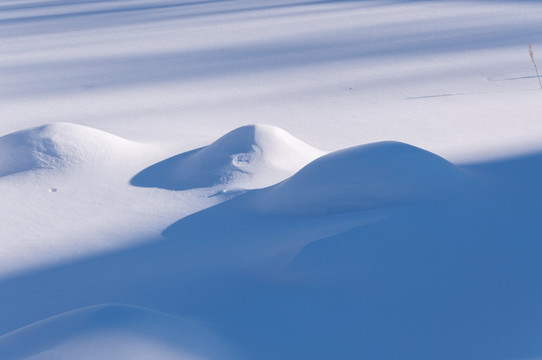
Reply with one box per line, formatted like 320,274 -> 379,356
0,304 -> 233,360
131,124 -> 325,190
0,123 -> 140,177
251,141 -> 470,216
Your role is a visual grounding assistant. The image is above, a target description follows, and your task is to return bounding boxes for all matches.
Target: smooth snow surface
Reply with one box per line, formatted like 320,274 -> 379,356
0,304 -> 233,360
251,141 -> 470,215
132,124 -> 325,190
0,123 -> 141,177
1,0 -> 542,359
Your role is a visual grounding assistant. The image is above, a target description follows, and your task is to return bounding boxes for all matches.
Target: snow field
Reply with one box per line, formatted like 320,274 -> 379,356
1,0 -> 542,359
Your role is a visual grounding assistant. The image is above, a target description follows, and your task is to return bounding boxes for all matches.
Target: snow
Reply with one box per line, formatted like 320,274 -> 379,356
0,304 -> 234,360
250,141 -> 470,216
1,0 -> 542,359
0,123 -> 143,177
131,124 -> 325,191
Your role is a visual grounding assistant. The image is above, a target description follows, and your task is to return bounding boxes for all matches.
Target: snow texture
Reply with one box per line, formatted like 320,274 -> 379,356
0,304 -> 233,360
1,1 -> 542,359
250,141 -> 470,215
131,124 -> 324,190
0,123 -> 140,177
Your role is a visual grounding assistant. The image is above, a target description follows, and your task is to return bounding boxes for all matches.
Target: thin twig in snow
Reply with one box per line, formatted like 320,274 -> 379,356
528,43 -> 542,90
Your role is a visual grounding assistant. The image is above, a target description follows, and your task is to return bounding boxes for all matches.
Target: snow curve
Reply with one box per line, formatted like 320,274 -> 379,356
0,304 -> 234,360
0,123 -> 141,177
131,124 -> 325,190
250,141 -> 470,216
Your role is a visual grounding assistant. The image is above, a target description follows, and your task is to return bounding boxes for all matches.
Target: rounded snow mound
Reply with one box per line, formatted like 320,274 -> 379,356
131,124 -> 325,190
0,123 -> 139,177
0,304 -> 234,360
250,141 -> 470,216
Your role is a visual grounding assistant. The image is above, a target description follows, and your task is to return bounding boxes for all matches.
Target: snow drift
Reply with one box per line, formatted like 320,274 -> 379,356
3,0 -> 542,359
250,141 -> 470,216
163,141 -> 469,261
131,124 -> 325,190
0,304 -> 233,360
0,123 -> 141,177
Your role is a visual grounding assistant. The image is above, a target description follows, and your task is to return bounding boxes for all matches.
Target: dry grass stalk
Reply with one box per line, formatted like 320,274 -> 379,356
529,43 -> 542,90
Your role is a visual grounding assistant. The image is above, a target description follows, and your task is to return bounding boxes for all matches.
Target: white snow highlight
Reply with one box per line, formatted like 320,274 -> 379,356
0,122 -> 141,177
132,124 -> 325,190
1,1 -> 542,359
252,141 -> 470,215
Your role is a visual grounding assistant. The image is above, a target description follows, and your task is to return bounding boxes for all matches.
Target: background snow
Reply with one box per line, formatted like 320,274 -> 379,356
1,0 -> 542,359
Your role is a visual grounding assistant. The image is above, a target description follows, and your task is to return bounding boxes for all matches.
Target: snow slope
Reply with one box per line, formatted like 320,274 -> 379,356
250,141 -> 470,216
0,123 -> 322,274
131,124 -> 324,190
1,0 -> 542,359
0,122 -> 142,177
1,144 -> 540,360
2,0 -> 542,160
0,304 -> 234,360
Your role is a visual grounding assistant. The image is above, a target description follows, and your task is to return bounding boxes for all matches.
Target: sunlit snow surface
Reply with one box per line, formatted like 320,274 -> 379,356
1,1 -> 542,359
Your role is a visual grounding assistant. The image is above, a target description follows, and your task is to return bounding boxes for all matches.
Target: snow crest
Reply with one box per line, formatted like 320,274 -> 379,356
131,124 -> 325,190
0,304 -> 233,360
251,141 -> 470,216
0,123 -> 140,177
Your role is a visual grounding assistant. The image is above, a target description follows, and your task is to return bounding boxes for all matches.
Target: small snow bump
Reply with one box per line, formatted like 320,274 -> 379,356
131,124 -> 325,191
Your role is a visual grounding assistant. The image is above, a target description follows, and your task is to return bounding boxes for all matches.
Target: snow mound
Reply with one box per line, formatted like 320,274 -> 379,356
250,141 -> 470,216
0,304 -> 233,360
0,123 -> 140,177
131,124 -> 325,190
